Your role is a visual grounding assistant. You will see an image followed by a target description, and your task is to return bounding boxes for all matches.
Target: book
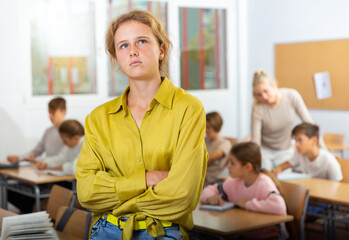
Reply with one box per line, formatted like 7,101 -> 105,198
277,169 -> 312,180
199,201 -> 235,212
35,169 -> 67,176
1,211 -> 57,240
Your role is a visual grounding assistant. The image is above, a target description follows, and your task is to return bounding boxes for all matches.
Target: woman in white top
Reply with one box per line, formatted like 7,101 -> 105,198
251,70 -> 314,170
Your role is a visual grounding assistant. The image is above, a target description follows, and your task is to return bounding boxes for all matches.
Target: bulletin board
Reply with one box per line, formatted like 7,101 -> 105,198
275,39 -> 349,110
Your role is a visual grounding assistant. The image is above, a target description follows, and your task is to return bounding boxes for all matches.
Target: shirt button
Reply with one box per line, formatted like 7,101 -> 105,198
137,158 -> 141,162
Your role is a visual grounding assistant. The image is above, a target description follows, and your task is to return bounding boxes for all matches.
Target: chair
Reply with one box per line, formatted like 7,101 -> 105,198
46,184 -> 74,222
55,206 -> 92,240
279,181 -> 310,240
323,133 -> 349,157
337,158 -> 349,183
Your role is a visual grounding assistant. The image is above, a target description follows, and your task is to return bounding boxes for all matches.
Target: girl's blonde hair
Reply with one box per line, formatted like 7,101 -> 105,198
105,9 -> 172,77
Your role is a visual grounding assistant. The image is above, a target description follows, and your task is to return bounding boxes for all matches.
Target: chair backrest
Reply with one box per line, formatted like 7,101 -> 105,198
0,208 -> 17,232
337,158 -> 349,183
323,133 -> 344,146
279,181 -> 310,240
55,206 -> 92,240
280,181 -> 309,220
47,185 -> 74,222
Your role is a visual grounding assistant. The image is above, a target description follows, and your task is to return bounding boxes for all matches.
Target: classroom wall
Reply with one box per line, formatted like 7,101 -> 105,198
246,0 -> 349,157
0,0 -> 243,160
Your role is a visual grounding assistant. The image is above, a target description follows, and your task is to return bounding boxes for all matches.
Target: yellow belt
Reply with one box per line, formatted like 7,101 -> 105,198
103,213 -> 172,230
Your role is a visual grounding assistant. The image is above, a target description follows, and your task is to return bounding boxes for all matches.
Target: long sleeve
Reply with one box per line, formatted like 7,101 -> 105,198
43,146 -> 69,168
200,184 -> 220,203
62,157 -> 78,176
76,113 -> 147,214
245,193 -> 286,215
292,90 -> 313,123
133,105 -> 207,221
251,105 -> 262,146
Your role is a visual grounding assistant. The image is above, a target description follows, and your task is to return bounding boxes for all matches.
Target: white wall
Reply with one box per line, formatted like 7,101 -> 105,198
0,0 -> 102,160
246,0 -> 349,157
0,0 -> 240,160
2,0 -> 349,160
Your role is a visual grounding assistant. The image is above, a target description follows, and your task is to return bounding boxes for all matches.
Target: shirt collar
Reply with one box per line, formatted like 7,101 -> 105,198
107,77 -> 175,115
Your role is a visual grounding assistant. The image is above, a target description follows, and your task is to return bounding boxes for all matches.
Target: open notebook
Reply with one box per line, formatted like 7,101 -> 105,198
199,201 -> 235,212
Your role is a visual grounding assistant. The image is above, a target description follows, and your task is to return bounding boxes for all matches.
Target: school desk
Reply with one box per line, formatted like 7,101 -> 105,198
286,178 -> 349,239
193,206 -> 293,239
0,165 -> 75,212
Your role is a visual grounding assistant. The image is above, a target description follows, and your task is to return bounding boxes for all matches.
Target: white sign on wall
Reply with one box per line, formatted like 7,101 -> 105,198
314,71 -> 332,100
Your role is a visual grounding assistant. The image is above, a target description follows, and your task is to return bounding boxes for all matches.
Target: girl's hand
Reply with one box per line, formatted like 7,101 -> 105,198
234,199 -> 247,209
27,154 -> 37,163
146,171 -> 169,187
206,195 -> 224,206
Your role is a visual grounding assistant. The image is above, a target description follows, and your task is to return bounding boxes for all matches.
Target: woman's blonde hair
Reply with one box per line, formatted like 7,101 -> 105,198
252,70 -> 278,103
105,9 -> 172,77
252,69 -> 277,88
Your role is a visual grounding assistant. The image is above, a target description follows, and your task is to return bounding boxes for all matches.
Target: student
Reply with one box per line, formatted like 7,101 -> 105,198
36,119 -> 84,176
201,142 -> 287,239
204,112 -> 231,186
8,119 -> 84,214
76,10 -> 207,240
251,70 -> 315,171
7,97 -> 66,163
274,123 -> 342,181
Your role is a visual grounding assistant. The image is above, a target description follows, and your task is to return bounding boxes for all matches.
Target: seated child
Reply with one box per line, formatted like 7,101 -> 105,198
274,122 -> 342,181
8,119 -> 84,213
201,142 -> 287,239
7,97 -> 66,163
204,112 -> 231,186
36,119 -> 84,175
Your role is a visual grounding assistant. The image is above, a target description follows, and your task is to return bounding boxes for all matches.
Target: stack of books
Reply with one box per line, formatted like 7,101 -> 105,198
1,211 -> 57,240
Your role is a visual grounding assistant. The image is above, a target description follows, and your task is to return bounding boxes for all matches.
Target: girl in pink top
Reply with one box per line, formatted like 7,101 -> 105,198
200,142 -> 288,239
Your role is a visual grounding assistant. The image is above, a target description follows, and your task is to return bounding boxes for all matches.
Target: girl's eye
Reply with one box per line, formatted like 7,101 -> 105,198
120,43 -> 128,49
138,39 -> 146,44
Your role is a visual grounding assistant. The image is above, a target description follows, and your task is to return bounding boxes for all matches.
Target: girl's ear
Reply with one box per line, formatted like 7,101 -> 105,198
245,162 -> 253,171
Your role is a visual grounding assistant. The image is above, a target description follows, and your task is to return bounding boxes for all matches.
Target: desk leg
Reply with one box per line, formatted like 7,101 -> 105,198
0,176 -> 7,209
33,185 -> 41,212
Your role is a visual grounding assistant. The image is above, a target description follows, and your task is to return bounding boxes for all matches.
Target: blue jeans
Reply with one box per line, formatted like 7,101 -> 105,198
90,217 -> 183,240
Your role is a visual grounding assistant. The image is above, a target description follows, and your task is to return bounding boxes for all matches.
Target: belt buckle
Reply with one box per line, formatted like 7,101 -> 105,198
117,216 -> 127,230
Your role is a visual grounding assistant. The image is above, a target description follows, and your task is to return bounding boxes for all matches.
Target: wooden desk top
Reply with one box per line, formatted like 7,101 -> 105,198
286,178 -> 349,205
0,165 -> 75,184
193,207 -> 293,236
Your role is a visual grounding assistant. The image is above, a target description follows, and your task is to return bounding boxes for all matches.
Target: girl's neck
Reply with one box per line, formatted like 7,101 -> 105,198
128,77 -> 162,107
243,171 -> 259,187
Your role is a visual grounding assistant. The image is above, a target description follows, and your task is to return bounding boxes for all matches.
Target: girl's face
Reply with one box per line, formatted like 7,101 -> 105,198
114,20 -> 164,81
226,154 -> 246,178
253,82 -> 277,105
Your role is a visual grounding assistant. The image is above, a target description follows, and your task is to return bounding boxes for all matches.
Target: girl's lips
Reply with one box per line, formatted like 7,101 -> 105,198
130,61 -> 142,66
